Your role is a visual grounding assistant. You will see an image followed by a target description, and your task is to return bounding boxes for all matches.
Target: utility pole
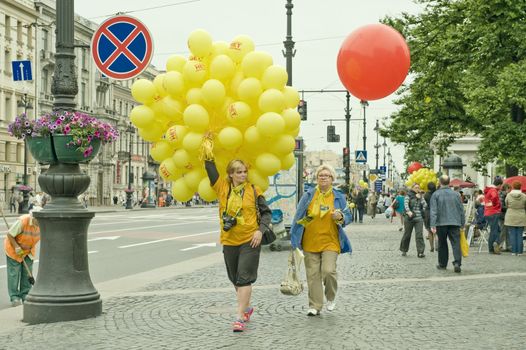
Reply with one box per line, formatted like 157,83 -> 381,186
360,100 -> 369,181
374,119 -> 380,171
345,91 -> 351,186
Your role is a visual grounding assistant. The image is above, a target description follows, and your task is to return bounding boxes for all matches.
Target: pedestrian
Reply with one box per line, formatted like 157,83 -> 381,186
498,183 -> 511,251
355,189 -> 366,223
290,164 -> 352,317
484,176 -> 503,254
113,195 -> 118,205
400,183 -> 427,258
393,190 -> 406,230
430,176 -> 465,272
504,181 -> 526,256
368,191 -> 378,219
204,157 -> 272,332
3,206 -> 42,306
9,195 -> 17,213
424,181 -> 437,252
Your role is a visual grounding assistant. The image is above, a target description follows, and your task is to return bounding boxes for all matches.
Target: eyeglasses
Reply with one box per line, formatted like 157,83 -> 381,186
318,174 -> 332,179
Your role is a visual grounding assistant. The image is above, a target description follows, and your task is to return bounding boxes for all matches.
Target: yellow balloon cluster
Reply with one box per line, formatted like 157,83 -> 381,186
405,168 -> 438,191
130,29 -> 301,202
358,179 -> 369,189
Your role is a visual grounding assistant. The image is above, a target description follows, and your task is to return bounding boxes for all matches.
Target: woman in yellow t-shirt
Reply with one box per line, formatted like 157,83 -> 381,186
290,164 -> 352,316
205,158 -> 272,332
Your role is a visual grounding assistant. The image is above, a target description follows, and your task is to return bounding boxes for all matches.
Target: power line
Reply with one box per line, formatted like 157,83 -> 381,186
89,0 -> 201,20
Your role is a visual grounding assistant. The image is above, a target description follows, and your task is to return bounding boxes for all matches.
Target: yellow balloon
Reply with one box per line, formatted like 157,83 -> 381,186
162,96 -> 185,123
227,101 -> 252,126
228,35 -> 255,63
212,41 -> 229,57
256,153 -> 281,176
164,71 -> 185,97
187,29 -> 213,58
261,65 -> 288,90
241,51 -> 273,79
282,86 -> 300,109
129,105 -> 155,128
131,79 -> 157,105
270,134 -> 295,155
198,178 -> 217,202
256,112 -> 285,138
183,60 -> 208,86
217,126 -> 243,150
350,203 -> 356,209
165,125 -> 188,147
153,74 -> 167,97
258,88 -> 286,113
281,108 -> 301,131
182,132 -> 204,153
229,71 -> 245,99
201,79 -> 226,107
237,78 -> 262,104
138,124 -> 164,142
172,178 -> 194,202
243,126 -> 262,150
287,127 -> 300,137
150,140 -> 174,162
209,55 -> 235,82
183,104 -> 210,132
166,54 -> 187,72
363,183 -> 369,189
186,87 -> 204,105
280,152 -> 295,170
159,158 -> 179,181
183,168 -> 205,191
172,148 -> 191,168
248,168 -> 269,191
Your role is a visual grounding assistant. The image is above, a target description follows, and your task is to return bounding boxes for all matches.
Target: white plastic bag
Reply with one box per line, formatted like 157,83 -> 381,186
385,206 -> 393,218
280,249 -> 304,296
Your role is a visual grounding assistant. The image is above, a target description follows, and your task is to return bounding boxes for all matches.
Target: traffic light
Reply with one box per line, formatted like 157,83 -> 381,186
327,125 -> 340,142
298,99 -> 307,120
343,147 -> 350,167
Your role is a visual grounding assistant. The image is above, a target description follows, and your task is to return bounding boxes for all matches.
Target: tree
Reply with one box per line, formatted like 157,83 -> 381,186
381,0 -> 526,176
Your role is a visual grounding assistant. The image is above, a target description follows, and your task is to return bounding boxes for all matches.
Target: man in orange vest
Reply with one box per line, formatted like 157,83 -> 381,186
4,206 -> 41,306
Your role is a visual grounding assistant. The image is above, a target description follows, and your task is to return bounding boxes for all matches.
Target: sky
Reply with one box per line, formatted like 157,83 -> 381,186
75,0 -> 423,173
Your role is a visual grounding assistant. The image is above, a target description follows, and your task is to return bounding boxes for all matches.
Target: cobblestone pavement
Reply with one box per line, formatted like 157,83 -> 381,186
1,217 -> 525,350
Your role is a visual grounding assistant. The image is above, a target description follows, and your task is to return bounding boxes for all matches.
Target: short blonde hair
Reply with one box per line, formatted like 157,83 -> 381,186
315,164 -> 336,180
226,159 -> 248,183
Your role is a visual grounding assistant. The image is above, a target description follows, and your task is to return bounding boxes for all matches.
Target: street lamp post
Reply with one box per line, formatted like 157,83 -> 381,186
374,119 -> 380,171
17,94 -> 33,214
125,123 -> 135,209
360,100 -> 368,181
382,137 -> 387,168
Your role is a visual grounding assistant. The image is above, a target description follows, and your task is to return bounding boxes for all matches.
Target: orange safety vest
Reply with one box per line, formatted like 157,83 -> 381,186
3,214 -> 40,262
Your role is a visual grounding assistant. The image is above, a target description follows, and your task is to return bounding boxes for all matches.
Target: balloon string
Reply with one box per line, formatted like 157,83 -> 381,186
199,131 -> 214,161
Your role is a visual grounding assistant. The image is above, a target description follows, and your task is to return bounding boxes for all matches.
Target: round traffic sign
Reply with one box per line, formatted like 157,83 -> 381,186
91,15 -> 153,80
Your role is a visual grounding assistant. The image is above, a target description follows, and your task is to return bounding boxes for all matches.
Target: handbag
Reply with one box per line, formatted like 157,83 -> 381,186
253,185 -> 276,245
280,249 -> 304,296
460,228 -> 469,257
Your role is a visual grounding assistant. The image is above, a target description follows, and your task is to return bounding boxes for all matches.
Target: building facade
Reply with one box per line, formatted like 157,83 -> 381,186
1,0 -> 161,208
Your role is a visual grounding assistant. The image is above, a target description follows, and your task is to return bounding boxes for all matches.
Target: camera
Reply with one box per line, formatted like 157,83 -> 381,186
222,212 -> 237,231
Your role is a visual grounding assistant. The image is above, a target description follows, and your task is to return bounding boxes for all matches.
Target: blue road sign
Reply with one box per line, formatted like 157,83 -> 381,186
12,60 -> 32,81
379,165 -> 387,180
375,180 -> 383,192
355,150 -> 367,164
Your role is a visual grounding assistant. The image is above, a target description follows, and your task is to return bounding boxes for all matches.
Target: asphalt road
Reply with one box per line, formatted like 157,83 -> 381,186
0,207 -> 221,310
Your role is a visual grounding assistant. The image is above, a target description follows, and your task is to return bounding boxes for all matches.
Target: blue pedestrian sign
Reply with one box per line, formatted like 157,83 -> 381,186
12,60 -> 32,81
375,180 -> 383,192
379,165 -> 387,180
355,150 -> 367,164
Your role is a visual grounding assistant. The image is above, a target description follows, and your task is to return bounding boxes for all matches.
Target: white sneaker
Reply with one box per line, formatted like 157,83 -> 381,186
307,308 -> 319,316
326,300 -> 336,311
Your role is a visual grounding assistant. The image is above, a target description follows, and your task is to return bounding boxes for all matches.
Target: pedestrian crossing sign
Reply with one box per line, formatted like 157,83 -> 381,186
355,150 -> 367,163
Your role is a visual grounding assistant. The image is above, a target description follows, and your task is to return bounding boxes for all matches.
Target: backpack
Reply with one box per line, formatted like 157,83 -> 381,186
392,199 -> 399,210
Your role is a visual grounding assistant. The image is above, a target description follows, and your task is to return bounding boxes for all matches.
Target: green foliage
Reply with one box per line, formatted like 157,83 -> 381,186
382,0 -> 526,173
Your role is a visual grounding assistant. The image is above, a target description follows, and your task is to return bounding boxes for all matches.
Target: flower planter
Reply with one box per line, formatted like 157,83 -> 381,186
52,134 -> 101,163
26,136 -> 57,164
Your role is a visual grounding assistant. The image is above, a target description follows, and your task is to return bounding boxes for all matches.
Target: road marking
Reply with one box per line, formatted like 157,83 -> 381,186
87,236 -> 120,242
118,230 -> 217,249
180,243 -> 217,251
0,251 -> 97,269
88,221 -> 206,235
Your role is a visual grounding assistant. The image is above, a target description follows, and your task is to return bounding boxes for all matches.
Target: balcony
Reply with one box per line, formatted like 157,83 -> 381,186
39,49 -> 55,65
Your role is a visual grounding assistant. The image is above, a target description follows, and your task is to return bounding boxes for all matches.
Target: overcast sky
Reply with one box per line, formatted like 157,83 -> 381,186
75,0 -> 423,172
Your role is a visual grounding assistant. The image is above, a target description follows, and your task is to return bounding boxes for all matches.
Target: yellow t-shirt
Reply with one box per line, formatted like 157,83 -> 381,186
213,177 -> 261,246
302,191 -> 340,253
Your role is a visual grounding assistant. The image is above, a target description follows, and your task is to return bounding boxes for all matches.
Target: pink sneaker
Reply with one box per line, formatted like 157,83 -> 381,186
232,320 -> 246,332
242,307 -> 254,322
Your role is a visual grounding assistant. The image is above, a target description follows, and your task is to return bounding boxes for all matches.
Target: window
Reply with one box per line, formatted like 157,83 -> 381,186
119,101 -> 122,115
5,15 -> 11,38
17,21 -> 22,42
41,29 -> 48,51
5,96 -> 11,121
81,82 -> 87,107
27,25 -> 33,47
4,50 -> 11,74
41,69 -> 48,93
81,49 -> 88,69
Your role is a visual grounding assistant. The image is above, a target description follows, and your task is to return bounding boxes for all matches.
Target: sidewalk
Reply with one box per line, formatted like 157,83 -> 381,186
0,216 -> 525,349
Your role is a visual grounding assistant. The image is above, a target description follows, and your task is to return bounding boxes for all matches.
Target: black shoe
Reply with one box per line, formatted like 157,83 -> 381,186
454,264 -> 461,273
436,265 -> 446,270
418,253 -> 425,258
430,249 -> 434,252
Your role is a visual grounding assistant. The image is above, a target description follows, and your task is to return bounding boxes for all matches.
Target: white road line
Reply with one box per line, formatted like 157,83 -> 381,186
118,230 -> 218,249
88,221 -> 205,235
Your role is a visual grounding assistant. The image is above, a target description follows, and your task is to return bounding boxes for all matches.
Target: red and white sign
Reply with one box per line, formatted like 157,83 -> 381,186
91,15 -> 153,80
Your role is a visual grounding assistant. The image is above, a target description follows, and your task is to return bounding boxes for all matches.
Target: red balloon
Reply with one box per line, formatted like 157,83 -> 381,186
407,162 -> 423,174
337,24 -> 410,101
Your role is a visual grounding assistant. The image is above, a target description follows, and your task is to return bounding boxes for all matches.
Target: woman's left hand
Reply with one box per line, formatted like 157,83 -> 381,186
331,210 -> 343,221
250,230 -> 263,248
